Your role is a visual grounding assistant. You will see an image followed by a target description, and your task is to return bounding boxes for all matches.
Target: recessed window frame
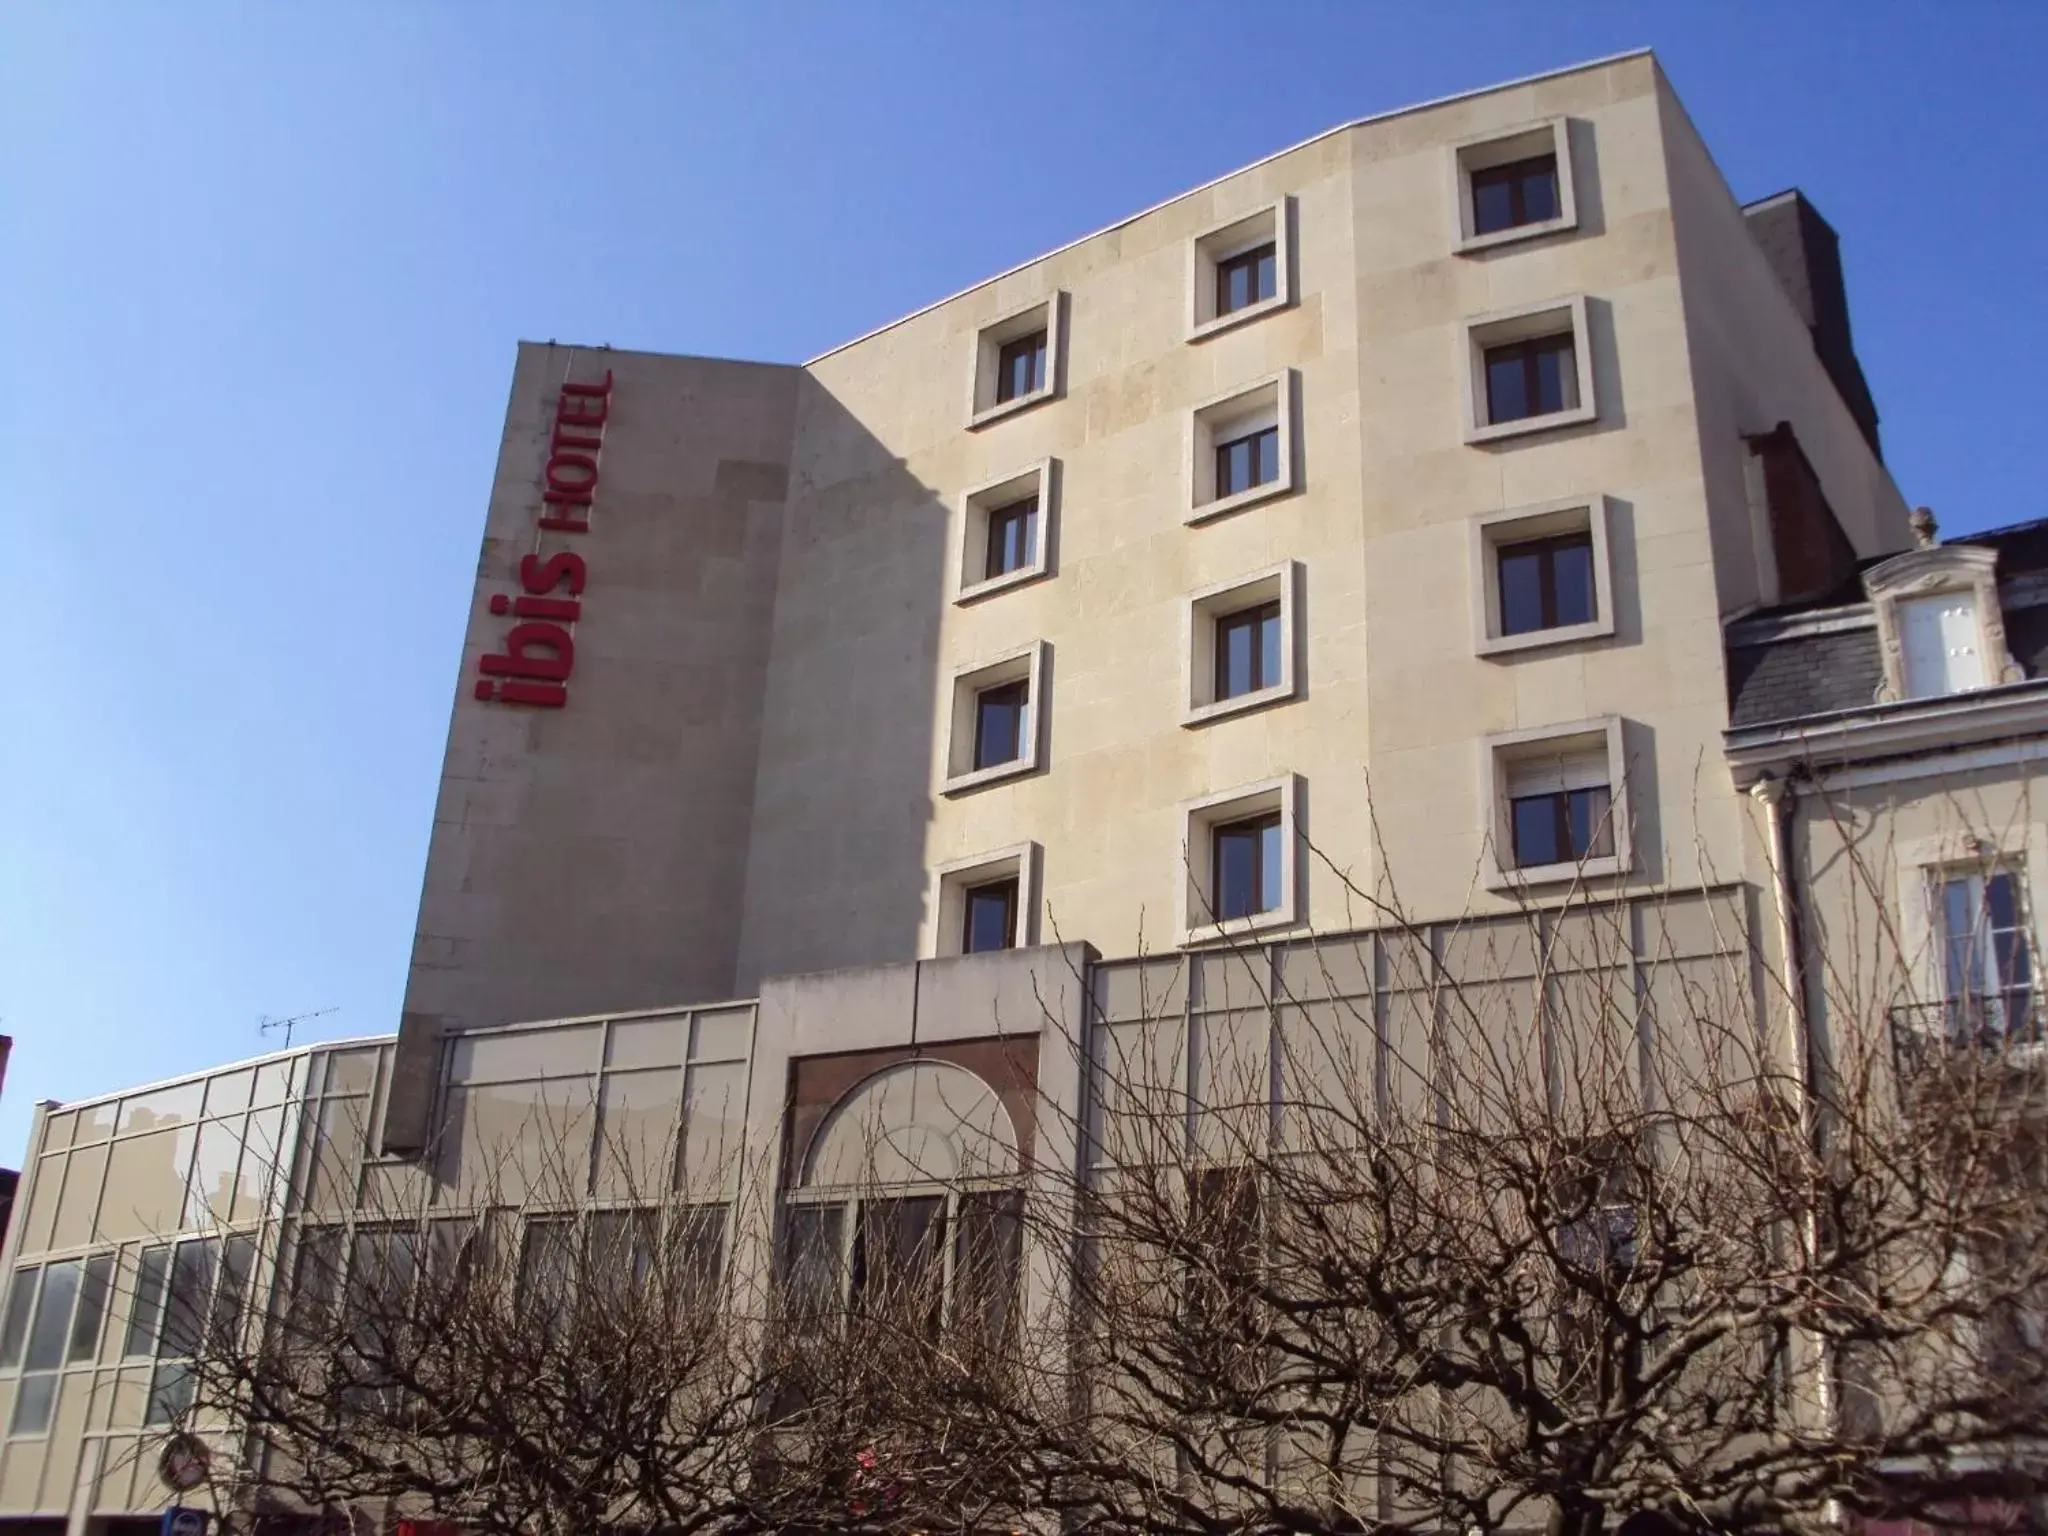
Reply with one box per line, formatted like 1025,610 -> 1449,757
1450,117 -> 1578,255
967,294 -> 1065,429
1187,198 -> 1294,341
942,641 -> 1047,795
1187,370 -> 1296,525
1481,718 -> 1630,890
1182,561 -> 1301,726
1463,296 -> 1597,444
1179,775 -> 1301,946
954,460 -> 1056,604
1470,496 -> 1617,657
929,842 -> 1042,959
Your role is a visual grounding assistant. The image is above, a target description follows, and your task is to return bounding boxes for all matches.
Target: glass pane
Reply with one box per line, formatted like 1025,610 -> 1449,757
10,1372 -> 56,1436
855,1195 -> 945,1325
781,1205 -> 845,1323
125,1247 -> 170,1357
952,1190 -> 1022,1348
965,881 -> 1016,954
68,1255 -> 113,1363
1218,437 -> 1249,496
1254,248 -> 1275,303
1253,427 -> 1278,485
974,687 -> 1022,768
1215,825 -> 1259,920
1258,608 -> 1281,690
289,1228 -> 344,1330
516,1220 -> 572,1318
211,1235 -> 257,1346
1512,794 -> 1562,867
0,1269 -> 38,1367
1554,539 -> 1596,626
1220,615 -> 1254,699
23,1261 -> 79,1371
1487,350 -> 1530,422
1473,173 -> 1515,235
1944,878 -> 1981,1000
1568,785 -> 1614,859
1260,818 -> 1284,914
1522,160 -> 1561,222
159,1239 -> 219,1359
1535,338 -> 1578,413
145,1360 -> 194,1427
1499,547 -> 1545,635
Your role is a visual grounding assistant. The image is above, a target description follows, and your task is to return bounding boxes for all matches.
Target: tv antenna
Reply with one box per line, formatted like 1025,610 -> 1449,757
258,1007 -> 338,1050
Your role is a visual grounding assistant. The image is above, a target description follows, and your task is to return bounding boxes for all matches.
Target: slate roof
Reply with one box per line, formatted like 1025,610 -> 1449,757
1722,516 -> 2048,732
1726,627 -> 1883,728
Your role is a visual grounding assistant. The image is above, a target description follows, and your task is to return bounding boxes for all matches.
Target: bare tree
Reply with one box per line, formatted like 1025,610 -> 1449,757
166,810 -> 2048,1536
857,832 -> 2048,1536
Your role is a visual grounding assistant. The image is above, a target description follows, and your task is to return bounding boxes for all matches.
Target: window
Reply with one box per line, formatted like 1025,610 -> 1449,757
1216,244 -> 1276,317
779,1187 -> 1023,1344
929,842 -> 1040,957
1500,534 -> 1595,636
985,497 -> 1038,581
1463,297 -> 1597,443
963,878 -> 1019,954
3,1257 -> 102,1435
1486,334 -> 1579,423
1180,776 -> 1299,943
1184,562 -> 1299,725
1862,544 -> 2013,705
1215,426 -> 1280,500
1511,783 -> 1613,869
1213,814 -> 1283,922
1472,154 -> 1560,237
1452,118 -> 1577,253
1188,199 -> 1292,340
1216,603 -> 1282,701
943,643 -> 1046,793
1485,719 -> 1630,887
1935,867 -> 2038,1047
1188,372 -> 1295,522
1472,498 -> 1615,655
955,460 -> 1055,602
968,294 -> 1063,426
995,333 -> 1045,405
973,681 -> 1028,770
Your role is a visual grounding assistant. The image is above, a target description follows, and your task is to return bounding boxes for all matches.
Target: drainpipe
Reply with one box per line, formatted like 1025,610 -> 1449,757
1748,773 -> 1841,1476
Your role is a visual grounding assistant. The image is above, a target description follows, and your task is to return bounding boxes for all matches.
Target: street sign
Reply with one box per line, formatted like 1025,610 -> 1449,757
157,1433 -> 211,1492
163,1507 -> 209,1536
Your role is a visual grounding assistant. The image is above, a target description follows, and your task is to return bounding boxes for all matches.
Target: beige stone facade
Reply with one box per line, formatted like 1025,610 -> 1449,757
390,50 -> 1911,1149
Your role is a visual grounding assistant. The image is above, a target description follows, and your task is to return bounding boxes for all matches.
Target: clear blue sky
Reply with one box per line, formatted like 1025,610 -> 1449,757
3,3 -> 2042,1160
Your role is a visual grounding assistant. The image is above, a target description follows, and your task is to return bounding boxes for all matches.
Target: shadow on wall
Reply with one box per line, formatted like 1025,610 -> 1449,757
731,373 -> 952,988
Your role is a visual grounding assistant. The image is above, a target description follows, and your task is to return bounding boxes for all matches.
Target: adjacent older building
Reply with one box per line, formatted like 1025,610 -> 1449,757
13,47 -> 2012,1535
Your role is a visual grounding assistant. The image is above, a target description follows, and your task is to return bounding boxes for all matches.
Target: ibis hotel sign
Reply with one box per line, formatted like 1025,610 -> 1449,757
474,369 -> 613,710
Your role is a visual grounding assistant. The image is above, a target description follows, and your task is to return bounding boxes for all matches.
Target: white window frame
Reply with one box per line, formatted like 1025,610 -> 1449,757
966,294 -> 1064,429
1481,717 -> 1630,890
954,460 -> 1055,604
1182,561 -> 1301,726
1894,826 -> 2048,1019
1862,545 -> 2017,704
1187,197 -> 1294,342
1462,295 -> 1597,444
1470,496 -> 1617,657
1448,117 -> 1579,255
929,842 -> 1041,959
942,641 -> 1047,795
1187,370 -> 1296,525
1178,774 -> 1301,946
